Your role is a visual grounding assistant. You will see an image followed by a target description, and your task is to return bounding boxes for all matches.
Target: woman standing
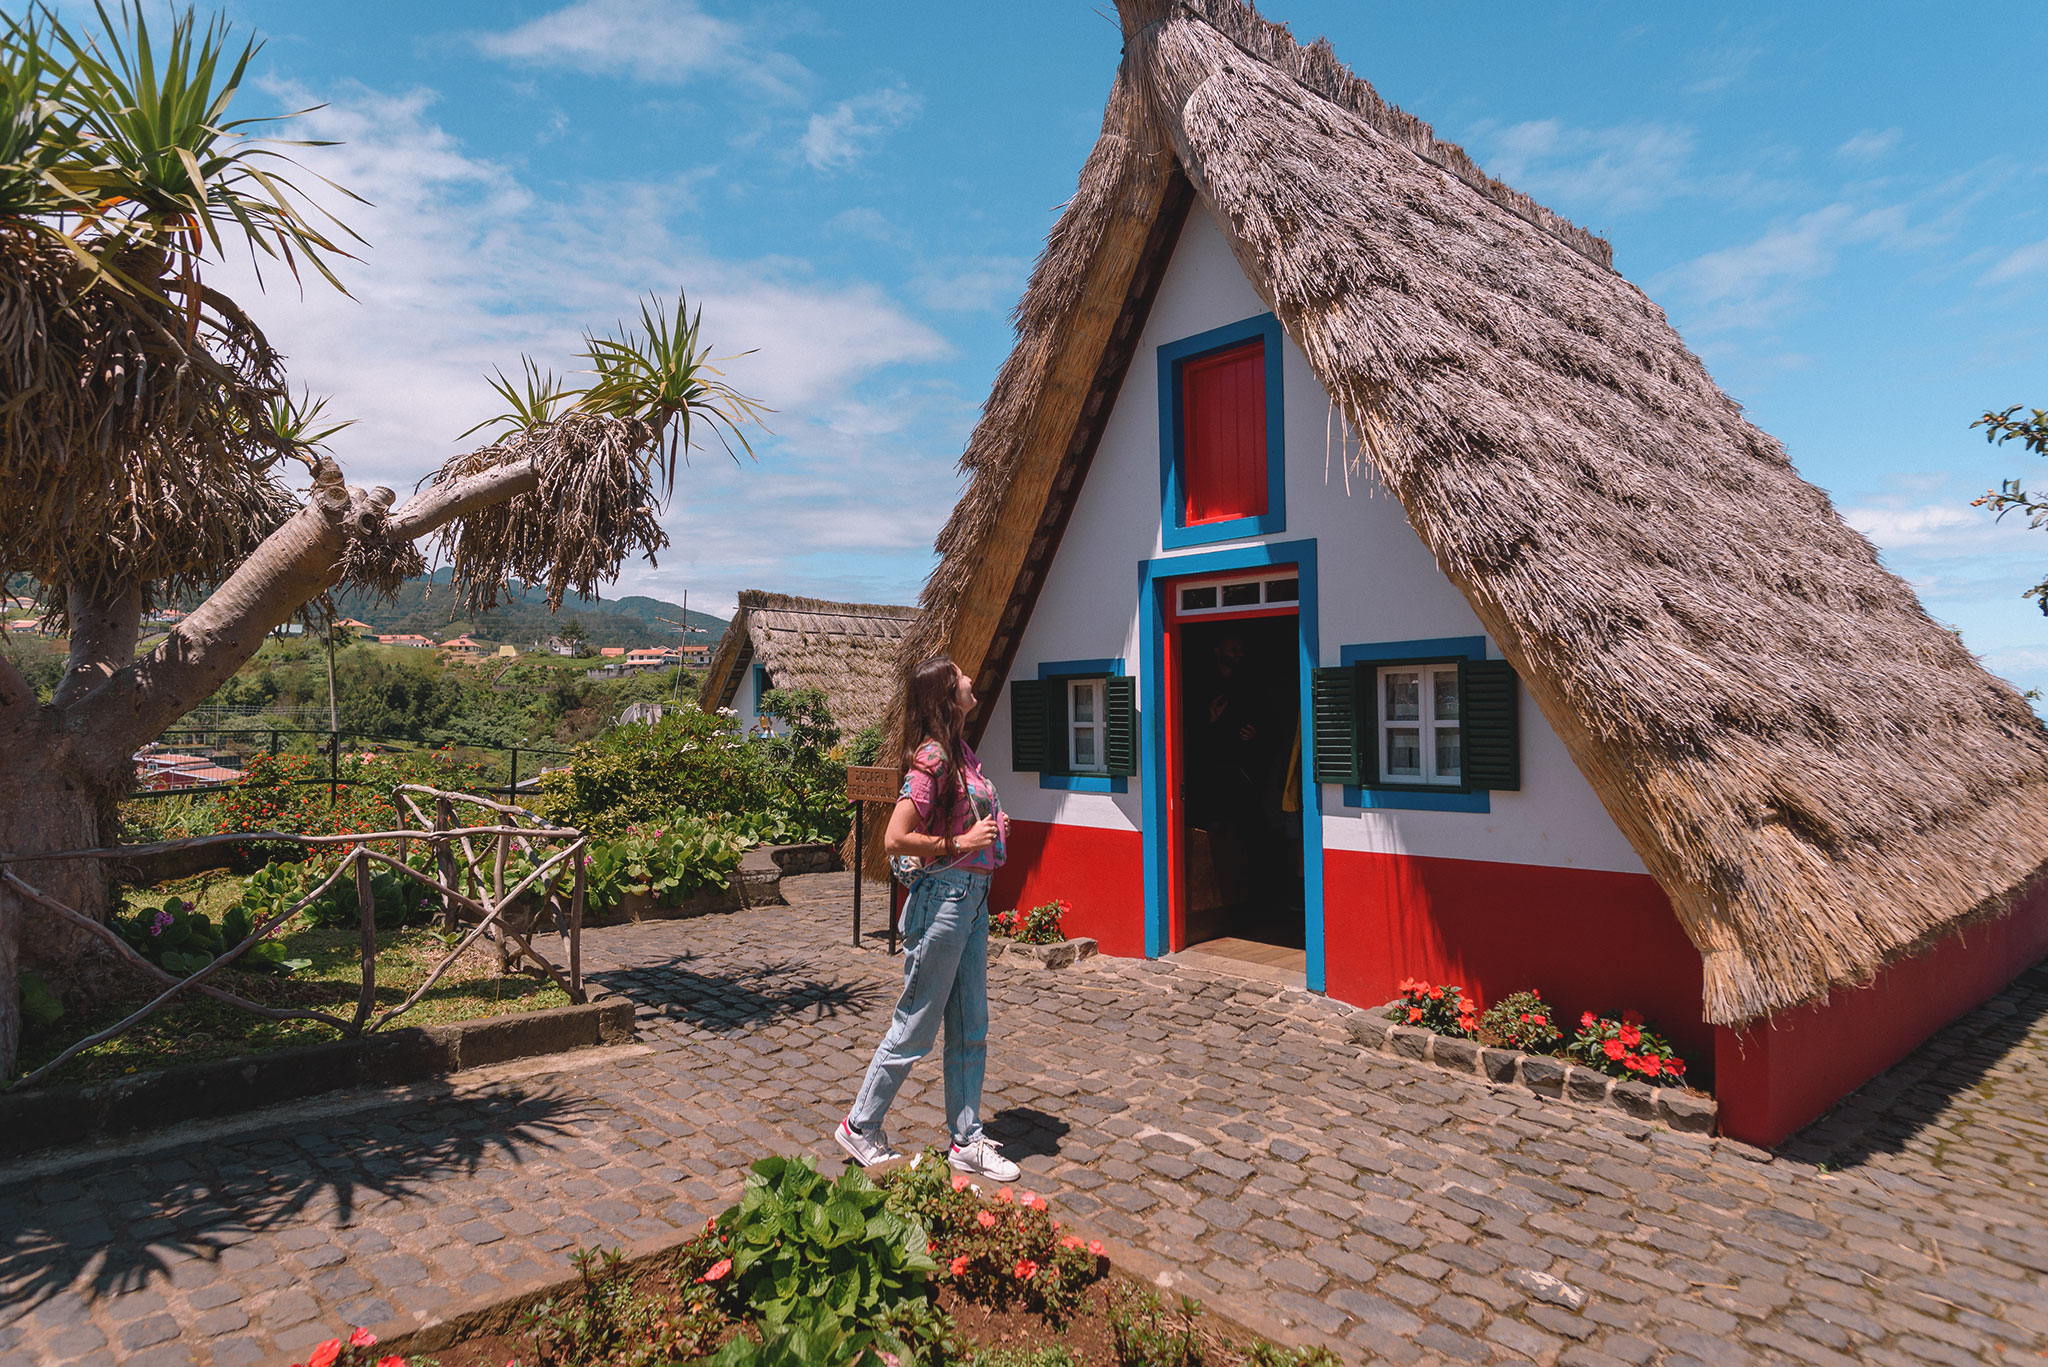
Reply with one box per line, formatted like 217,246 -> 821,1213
836,656 -> 1020,1181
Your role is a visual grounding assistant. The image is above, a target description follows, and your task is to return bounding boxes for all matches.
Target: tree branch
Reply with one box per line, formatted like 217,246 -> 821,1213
52,583 -> 142,709
383,458 -> 539,542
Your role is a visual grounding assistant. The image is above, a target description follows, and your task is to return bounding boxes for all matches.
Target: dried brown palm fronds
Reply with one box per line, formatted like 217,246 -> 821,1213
0,228 -> 291,609
899,0 -> 2048,1026
419,412 -> 668,615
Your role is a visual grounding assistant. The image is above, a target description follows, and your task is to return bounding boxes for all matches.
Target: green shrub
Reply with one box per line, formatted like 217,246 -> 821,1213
1478,989 -> 1560,1053
1564,1009 -> 1689,1083
589,817 -> 747,907
115,891 -> 307,976
1385,977 -> 1475,1037
707,1155 -> 937,1332
18,971 -> 62,1032
517,1247 -> 727,1367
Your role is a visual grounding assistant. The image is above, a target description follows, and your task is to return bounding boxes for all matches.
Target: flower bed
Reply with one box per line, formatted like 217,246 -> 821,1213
327,1151 -> 1334,1367
1349,981 -> 1716,1134
990,898 -> 1097,971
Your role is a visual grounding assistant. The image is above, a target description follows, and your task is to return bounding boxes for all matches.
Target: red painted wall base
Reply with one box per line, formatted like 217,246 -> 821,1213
1713,877 -> 2048,1147
991,818 -> 1146,958
1320,849 -> 1710,1063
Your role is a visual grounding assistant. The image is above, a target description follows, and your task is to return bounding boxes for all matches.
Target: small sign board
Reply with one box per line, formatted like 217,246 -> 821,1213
847,765 -> 899,804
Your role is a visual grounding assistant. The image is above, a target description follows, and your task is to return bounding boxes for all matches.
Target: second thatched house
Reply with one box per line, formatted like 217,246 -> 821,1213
701,591 -> 919,737
891,0 -> 2048,1146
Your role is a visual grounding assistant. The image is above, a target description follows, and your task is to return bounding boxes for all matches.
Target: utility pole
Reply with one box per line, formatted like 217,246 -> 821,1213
656,590 -> 709,700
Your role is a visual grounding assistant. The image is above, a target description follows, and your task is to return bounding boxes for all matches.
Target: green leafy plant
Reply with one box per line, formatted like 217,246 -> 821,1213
706,1154 -> 938,1333
1386,977 -> 1476,1037
1972,403 -> 2048,614
692,1300 -> 919,1367
116,890 -> 305,975
1478,989 -> 1560,1053
1565,1009 -> 1688,1083
17,970 -> 62,1032
1105,1284 -> 1208,1367
992,900 -> 1069,946
600,816 -> 746,907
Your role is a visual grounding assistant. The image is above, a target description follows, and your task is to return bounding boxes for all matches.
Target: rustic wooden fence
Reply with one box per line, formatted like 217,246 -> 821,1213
1,785 -> 588,1090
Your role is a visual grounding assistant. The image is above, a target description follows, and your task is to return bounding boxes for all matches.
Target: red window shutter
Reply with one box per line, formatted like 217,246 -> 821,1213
1181,340 -> 1266,524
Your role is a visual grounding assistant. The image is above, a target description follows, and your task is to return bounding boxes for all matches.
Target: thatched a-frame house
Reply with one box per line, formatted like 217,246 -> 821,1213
895,0 -> 2048,1144
701,592 -> 918,735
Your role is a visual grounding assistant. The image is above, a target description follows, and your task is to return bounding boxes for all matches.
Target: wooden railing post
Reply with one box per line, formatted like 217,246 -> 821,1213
568,844 -> 585,1003
352,847 -> 377,1032
435,797 -> 458,930
491,829 -> 511,970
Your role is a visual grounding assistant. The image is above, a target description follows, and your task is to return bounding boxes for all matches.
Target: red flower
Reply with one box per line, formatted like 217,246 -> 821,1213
1060,1235 -> 1085,1250
349,1329 -> 378,1348
1622,1009 -> 1643,1028
951,1173 -> 971,1192
1531,989 -> 1541,998
1602,1038 -> 1627,1061
1618,1025 -> 1642,1048
977,1210 -> 996,1230
1580,1011 -> 1597,1030
697,1258 -> 732,1283
1429,986 -> 1444,1000
1407,1007 -> 1424,1023
1014,1258 -> 1039,1280
950,1255 -> 970,1276
310,1341 -> 343,1367
377,1358 -> 405,1367
1641,1055 -> 1664,1077
1088,1240 -> 1105,1257
998,1186 -> 1014,1203
1667,1059 -> 1687,1076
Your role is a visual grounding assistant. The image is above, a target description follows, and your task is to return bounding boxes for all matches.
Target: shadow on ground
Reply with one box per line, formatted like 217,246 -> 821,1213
0,1083 -> 594,1323
985,1106 -> 1072,1161
1783,958 -> 2048,1173
590,954 -> 887,1031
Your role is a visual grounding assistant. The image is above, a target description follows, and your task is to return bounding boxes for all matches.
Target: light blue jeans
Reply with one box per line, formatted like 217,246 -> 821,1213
849,867 -> 990,1146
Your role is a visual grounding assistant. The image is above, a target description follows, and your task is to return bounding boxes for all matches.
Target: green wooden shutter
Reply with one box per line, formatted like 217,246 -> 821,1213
1104,675 -> 1138,777
1045,676 -> 1071,775
1459,659 -> 1520,790
1010,680 -> 1048,771
1311,666 -> 1362,786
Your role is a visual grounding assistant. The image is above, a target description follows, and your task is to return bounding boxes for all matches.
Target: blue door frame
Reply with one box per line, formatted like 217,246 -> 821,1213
1138,538 -> 1324,990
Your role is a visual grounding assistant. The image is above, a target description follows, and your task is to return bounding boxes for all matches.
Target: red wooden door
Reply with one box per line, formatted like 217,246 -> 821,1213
1181,340 -> 1266,524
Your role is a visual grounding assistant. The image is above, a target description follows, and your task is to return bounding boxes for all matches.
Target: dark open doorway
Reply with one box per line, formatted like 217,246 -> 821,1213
1175,613 -> 1304,951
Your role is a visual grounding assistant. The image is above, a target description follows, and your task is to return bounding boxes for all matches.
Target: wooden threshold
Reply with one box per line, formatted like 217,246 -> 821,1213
1166,936 -> 1308,988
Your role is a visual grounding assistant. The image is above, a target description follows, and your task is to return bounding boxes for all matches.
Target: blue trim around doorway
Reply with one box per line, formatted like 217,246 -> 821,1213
1138,538 -> 1324,991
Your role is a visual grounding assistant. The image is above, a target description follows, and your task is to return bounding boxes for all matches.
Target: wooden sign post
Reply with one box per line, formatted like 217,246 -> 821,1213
846,765 -> 898,949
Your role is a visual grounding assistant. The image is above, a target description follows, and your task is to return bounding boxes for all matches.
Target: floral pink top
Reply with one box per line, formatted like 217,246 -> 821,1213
902,740 -> 1007,873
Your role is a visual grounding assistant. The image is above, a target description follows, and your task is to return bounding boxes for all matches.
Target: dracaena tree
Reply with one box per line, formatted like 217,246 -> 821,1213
0,4 -> 764,1075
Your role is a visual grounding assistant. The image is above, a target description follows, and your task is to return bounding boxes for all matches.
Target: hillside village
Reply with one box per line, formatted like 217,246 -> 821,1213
2,3 -> 2046,1366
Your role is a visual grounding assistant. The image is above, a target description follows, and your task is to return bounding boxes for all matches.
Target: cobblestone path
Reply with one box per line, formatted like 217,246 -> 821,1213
5,876 -> 2048,1367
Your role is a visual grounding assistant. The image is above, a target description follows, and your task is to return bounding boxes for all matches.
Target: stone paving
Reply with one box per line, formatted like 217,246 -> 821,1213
4,873 -> 2048,1367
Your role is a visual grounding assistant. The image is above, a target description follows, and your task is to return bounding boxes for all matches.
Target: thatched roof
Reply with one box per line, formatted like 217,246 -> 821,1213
702,591 -> 919,734
897,0 -> 2048,1027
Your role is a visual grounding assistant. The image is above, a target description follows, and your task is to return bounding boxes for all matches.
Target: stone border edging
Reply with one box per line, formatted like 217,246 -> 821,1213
589,842 -> 838,925
0,992 -> 635,1160
1346,1001 -> 1716,1134
992,936 -> 1098,970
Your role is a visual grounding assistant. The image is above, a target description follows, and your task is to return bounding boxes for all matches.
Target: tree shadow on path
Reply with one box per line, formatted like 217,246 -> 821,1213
590,953 -> 887,1032
0,1080 -> 597,1324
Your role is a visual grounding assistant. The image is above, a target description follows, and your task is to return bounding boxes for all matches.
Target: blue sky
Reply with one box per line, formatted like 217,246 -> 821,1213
171,1 -> 2048,694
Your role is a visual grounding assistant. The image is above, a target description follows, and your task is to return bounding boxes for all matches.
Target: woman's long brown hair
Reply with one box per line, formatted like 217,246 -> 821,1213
900,655 -> 965,830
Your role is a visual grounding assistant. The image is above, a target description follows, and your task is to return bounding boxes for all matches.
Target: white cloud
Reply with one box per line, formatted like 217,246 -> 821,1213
1653,202 -> 1920,331
474,0 -> 808,99
1477,119 -> 1696,217
909,257 -> 1030,312
800,86 -> 922,172
1836,128 -> 1901,163
1983,236 -> 2048,285
206,79 -> 957,611
828,206 -> 910,248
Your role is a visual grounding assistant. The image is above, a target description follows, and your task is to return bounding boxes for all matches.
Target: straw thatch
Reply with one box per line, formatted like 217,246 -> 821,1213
897,0 -> 2048,1027
702,592 -> 919,735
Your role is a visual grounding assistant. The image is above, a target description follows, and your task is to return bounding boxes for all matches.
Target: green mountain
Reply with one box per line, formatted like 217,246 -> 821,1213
330,572 -> 726,649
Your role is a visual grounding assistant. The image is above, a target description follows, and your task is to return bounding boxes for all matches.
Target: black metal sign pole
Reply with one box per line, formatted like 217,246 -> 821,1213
851,800 -> 863,948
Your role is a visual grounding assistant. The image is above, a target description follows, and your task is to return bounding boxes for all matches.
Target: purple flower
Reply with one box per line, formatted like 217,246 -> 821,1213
150,909 -> 173,936
181,901 -> 194,911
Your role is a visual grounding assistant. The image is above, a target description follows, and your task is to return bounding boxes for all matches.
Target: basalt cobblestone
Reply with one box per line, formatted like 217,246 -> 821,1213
4,878 -> 2048,1365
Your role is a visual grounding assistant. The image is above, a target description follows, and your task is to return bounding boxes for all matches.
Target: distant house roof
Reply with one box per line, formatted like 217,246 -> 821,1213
377,634 -> 434,646
598,646 -> 626,657
334,617 -> 373,630
700,591 -> 919,734
441,636 -> 481,649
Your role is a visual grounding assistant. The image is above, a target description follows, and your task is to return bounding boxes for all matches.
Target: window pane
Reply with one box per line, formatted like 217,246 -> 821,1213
1180,586 -> 1217,611
1434,669 -> 1460,721
1071,683 -> 1095,723
1386,728 -> 1422,778
1073,729 -> 1097,769
1264,577 -> 1299,602
1435,727 -> 1461,781
1220,582 -> 1261,607
1384,671 -> 1420,721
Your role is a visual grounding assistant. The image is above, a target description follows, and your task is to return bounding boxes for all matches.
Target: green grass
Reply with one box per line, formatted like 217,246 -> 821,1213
16,871 -> 572,1086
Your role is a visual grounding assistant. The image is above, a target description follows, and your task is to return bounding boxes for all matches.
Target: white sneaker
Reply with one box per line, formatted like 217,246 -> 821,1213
948,1137 -> 1020,1181
835,1117 -> 901,1167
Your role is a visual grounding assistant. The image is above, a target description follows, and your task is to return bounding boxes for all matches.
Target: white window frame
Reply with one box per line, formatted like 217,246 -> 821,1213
1377,663 -> 1463,786
1172,572 -> 1300,618
1067,677 -> 1107,774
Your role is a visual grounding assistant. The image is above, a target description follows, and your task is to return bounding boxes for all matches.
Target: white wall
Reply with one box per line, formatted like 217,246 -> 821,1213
979,205 -> 1643,875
